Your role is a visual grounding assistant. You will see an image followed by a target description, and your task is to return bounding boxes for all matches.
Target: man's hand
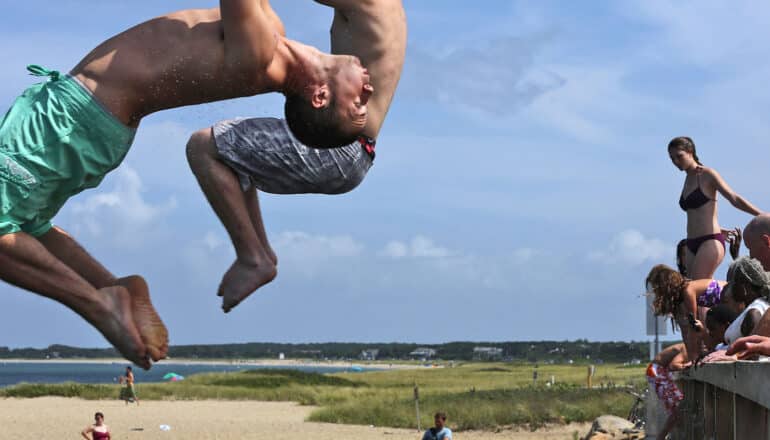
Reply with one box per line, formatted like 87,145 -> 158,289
700,350 -> 738,364
722,227 -> 742,260
670,360 -> 693,371
726,335 -> 770,359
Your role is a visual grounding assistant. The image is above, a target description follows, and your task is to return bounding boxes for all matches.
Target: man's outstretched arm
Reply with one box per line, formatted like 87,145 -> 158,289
261,0 -> 286,37
220,0 -> 279,75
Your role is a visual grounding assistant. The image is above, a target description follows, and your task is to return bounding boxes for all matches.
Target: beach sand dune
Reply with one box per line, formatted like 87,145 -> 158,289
0,397 -> 589,439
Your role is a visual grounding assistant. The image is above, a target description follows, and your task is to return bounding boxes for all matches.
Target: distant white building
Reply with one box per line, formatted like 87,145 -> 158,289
409,348 -> 436,359
360,349 -> 379,361
473,346 -> 503,360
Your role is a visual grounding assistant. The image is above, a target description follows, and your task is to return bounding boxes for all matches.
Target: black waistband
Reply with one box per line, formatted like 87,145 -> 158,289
358,136 -> 376,161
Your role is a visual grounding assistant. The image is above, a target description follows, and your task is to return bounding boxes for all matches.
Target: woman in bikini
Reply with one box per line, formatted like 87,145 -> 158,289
668,136 -> 762,279
81,412 -> 110,440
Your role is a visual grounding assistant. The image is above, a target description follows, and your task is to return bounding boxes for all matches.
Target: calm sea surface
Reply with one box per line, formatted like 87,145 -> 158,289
0,362 -> 369,388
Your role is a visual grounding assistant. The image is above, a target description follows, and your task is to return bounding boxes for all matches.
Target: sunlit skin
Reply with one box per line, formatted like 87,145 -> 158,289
651,343 -> 689,439
668,143 -> 762,280
81,413 -> 110,440
0,0 -> 378,369
741,215 -> 770,338
280,40 -> 371,131
727,334 -> 770,358
331,56 -> 373,133
186,0 -> 407,313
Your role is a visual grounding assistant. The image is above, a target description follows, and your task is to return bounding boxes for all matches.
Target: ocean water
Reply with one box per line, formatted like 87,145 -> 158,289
0,362 -> 368,388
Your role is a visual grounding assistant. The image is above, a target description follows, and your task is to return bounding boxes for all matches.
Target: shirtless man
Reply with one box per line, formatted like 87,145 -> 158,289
119,366 -> 139,405
0,1 -> 372,368
186,0 -> 407,312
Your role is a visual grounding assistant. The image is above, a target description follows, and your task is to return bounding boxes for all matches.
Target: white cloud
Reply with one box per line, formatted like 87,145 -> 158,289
623,1 -> 770,66
63,164 -> 177,248
525,63 -> 670,145
402,36 -> 565,116
124,120 -> 198,191
202,231 -> 226,251
379,235 -> 454,258
588,229 -> 670,266
512,247 -> 539,263
273,231 -> 365,259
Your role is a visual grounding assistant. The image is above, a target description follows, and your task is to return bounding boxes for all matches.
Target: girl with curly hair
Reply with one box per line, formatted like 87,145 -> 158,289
646,264 -> 727,360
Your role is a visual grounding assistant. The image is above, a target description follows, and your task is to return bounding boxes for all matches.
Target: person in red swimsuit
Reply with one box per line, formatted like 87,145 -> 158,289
81,412 -> 110,440
668,136 -> 763,279
646,343 -> 690,440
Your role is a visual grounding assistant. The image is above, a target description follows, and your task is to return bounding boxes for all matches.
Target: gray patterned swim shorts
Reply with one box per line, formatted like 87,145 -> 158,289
212,117 -> 374,194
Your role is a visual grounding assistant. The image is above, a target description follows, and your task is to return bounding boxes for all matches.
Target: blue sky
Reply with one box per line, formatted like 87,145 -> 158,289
2,1 -> 770,348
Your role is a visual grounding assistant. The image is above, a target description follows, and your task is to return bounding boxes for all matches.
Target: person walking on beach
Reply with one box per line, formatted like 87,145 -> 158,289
668,136 -> 762,279
81,412 -> 110,440
422,412 -> 452,440
0,0 -> 374,369
119,366 -> 139,405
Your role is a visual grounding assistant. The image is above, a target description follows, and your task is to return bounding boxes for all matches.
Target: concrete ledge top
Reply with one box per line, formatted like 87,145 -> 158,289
681,360 -> 770,408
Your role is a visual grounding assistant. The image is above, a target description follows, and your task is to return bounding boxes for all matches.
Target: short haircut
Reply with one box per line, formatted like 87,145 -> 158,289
706,304 -> 739,328
95,412 -> 104,419
434,412 -> 447,420
284,93 -> 359,149
746,215 -> 770,243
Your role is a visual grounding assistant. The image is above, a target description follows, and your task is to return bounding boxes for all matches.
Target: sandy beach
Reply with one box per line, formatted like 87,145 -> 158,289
0,397 -> 589,439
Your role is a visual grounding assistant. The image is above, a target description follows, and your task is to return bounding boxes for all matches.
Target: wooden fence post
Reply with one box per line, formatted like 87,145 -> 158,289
414,384 -> 421,432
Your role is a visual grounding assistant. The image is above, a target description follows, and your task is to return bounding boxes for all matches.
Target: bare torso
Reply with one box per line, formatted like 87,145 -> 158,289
654,343 -> 687,368
681,167 -> 721,237
322,0 -> 407,138
71,8 -> 278,127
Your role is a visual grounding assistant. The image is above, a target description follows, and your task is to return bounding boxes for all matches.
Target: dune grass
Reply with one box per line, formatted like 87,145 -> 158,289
0,363 -> 645,430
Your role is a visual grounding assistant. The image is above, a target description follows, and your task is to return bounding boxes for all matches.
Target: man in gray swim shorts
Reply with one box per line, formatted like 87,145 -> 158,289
186,0 -> 407,313
212,117 -> 374,195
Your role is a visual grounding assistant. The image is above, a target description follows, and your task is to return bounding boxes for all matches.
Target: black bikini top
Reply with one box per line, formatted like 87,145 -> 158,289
679,173 -> 713,211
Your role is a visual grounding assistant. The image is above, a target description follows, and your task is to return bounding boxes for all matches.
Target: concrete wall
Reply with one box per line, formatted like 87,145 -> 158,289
671,361 -> 770,440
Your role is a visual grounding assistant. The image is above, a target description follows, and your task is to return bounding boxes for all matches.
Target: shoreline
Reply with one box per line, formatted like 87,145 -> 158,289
0,358 -> 419,370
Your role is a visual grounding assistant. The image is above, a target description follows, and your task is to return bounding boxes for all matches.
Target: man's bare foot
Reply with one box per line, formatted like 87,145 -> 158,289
93,286 -> 151,369
114,275 -> 169,362
218,258 -> 277,313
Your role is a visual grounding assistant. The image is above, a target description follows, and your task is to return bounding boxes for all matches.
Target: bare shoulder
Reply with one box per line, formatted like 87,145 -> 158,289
703,167 -> 733,192
319,0 -> 403,18
316,0 -> 380,12
671,342 -> 686,353
661,342 -> 686,359
699,166 -> 723,180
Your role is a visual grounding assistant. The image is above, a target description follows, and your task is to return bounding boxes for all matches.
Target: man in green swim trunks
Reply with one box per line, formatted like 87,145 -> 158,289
0,0 -> 374,369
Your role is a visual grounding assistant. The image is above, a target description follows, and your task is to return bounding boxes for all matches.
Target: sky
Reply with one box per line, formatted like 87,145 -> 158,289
2,0 -> 770,349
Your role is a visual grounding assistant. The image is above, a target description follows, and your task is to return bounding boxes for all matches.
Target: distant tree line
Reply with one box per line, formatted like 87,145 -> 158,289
0,340 -> 668,363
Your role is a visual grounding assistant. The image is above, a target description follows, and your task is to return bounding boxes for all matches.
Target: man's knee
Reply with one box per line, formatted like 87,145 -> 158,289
186,128 -> 217,169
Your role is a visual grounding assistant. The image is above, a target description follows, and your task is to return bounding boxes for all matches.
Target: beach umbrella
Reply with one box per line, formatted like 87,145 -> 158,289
163,373 -> 184,381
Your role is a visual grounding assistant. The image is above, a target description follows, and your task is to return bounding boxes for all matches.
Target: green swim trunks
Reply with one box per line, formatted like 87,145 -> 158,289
0,65 -> 136,236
